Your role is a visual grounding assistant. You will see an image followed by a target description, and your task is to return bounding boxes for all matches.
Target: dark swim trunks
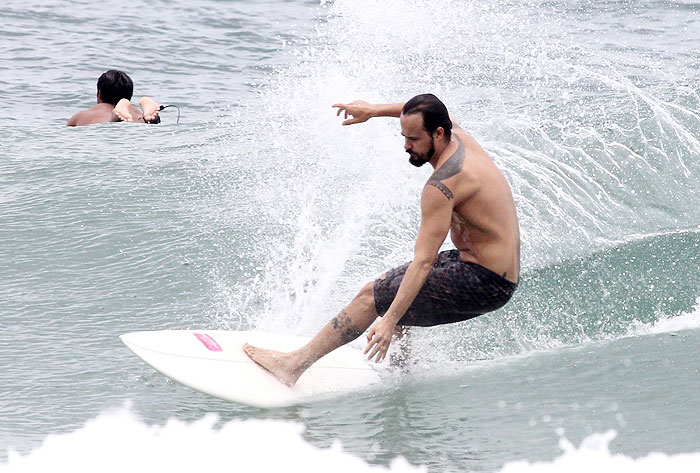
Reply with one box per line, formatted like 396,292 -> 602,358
373,249 -> 517,327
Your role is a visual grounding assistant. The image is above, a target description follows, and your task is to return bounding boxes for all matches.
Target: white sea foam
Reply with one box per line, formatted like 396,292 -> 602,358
0,405 -> 421,473
626,297 -> 700,336
3,406 -> 700,473
498,430 -> 700,473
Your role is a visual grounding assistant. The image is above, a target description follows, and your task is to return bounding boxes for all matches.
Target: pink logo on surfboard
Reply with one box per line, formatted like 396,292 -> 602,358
193,333 -> 223,352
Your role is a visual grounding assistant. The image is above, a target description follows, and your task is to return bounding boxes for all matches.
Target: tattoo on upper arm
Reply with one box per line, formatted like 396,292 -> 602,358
428,181 -> 453,200
331,309 -> 362,343
426,137 -> 465,201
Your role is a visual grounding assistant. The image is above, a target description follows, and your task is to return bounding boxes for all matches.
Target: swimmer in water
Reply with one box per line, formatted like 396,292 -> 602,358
67,70 -> 161,126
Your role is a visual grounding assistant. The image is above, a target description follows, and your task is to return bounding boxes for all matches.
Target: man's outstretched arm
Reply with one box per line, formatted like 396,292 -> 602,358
113,97 -> 161,124
139,97 -> 161,123
334,99 -> 463,131
332,100 -> 405,125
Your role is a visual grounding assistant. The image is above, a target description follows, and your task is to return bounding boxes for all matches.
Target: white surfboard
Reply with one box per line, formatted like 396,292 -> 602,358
120,330 -> 381,408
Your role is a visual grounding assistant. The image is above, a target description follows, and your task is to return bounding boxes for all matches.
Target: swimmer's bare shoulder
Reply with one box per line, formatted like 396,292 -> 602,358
67,103 -> 116,126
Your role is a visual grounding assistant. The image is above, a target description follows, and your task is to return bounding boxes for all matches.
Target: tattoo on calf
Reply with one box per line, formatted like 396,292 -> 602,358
331,310 -> 362,343
426,137 -> 465,201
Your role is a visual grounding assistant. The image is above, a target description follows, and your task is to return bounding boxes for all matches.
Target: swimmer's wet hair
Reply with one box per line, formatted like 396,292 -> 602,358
97,70 -> 134,106
402,94 -> 452,141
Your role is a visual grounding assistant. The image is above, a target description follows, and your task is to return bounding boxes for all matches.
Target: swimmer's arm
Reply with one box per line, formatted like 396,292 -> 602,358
365,185 -> 452,361
332,101 -> 405,125
138,97 -> 161,123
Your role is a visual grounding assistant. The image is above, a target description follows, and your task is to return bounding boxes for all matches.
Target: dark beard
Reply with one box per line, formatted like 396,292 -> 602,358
408,154 -> 429,167
407,137 -> 435,167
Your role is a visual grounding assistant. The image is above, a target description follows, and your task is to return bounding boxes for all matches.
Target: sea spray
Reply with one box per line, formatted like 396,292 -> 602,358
209,0 -> 700,361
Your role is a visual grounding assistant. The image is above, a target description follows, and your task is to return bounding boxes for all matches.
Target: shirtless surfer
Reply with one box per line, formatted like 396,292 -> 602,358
244,94 -> 520,386
67,70 -> 161,126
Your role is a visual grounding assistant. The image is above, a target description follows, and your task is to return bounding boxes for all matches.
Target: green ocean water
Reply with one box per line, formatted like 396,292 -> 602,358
1,0 -> 699,471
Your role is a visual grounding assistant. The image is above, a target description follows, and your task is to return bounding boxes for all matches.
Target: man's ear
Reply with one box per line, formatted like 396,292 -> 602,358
433,126 -> 446,142
96,90 -> 102,103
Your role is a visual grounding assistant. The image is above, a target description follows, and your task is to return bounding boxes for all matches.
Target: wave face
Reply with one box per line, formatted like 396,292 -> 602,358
207,0 -> 700,359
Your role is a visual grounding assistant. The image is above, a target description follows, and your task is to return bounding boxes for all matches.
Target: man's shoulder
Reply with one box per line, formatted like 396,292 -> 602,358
425,161 -> 480,205
67,104 -> 114,126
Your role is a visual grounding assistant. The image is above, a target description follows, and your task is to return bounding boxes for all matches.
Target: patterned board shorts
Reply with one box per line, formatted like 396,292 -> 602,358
373,249 -> 517,327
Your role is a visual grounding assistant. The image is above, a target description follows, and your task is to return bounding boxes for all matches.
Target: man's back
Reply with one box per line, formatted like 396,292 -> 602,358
67,103 -> 116,126
442,128 -> 520,283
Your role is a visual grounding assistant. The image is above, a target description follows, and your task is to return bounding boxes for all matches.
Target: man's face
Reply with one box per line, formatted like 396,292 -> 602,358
400,112 -> 435,167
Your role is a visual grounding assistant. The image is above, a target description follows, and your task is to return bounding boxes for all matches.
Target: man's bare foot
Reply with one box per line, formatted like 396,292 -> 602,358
139,97 -> 160,123
113,98 -> 134,122
242,343 -> 304,387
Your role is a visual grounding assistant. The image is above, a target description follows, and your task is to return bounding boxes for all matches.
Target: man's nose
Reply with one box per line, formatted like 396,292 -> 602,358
404,139 -> 411,151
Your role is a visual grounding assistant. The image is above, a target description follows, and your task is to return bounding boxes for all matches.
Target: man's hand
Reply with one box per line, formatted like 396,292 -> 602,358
112,98 -> 134,122
332,100 -> 374,125
138,97 -> 161,123
364,316 -> 397,362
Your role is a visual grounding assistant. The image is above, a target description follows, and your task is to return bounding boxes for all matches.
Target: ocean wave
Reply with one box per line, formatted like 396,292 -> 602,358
0,404 -> 421,473
4,404 -> 700,473
498,430 -> 700,473
626,297 -> 700,337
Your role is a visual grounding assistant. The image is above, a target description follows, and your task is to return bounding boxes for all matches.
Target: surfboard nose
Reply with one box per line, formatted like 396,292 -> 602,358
119,331 -> 154,352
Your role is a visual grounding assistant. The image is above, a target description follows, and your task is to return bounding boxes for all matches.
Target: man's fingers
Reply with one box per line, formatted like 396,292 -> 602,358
332,104 -> 348,116
365,336 -> 390,361
334,107 -> 353,121
369,343 -> 389,362
333,102 -> 368,125
367,343 -> 382,361
364,332 -> 375,352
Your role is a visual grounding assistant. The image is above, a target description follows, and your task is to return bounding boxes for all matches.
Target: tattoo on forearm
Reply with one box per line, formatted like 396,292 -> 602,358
331,310 -> 362,343
426,137 -> 465,201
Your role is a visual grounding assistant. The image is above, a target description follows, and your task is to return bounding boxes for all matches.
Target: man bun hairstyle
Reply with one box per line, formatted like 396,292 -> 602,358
97,70 -> 134,106
402,94 -> 452,141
